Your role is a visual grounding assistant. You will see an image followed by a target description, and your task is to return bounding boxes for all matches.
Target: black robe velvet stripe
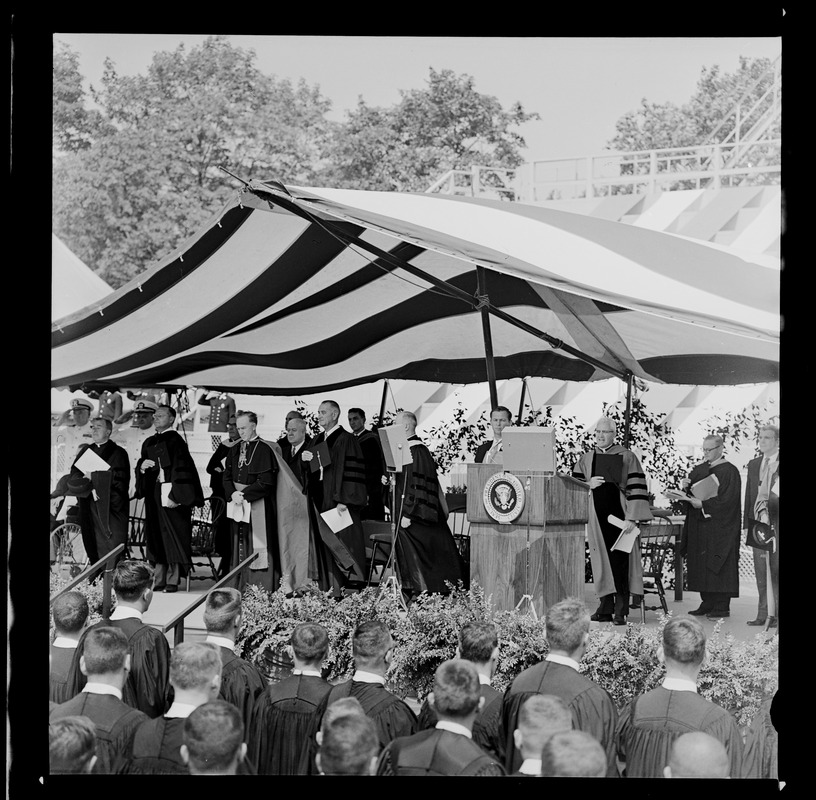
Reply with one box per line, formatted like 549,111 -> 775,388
248,673 -> 332,775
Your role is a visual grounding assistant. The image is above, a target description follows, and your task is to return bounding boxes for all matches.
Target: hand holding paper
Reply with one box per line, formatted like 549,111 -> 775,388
75,447 -> 111,477
227,499 -> 251,523
607,515 -> 640,553
321,505 -> 352,534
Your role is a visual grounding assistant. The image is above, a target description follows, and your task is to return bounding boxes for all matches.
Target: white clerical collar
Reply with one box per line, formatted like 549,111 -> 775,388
293,669 -> 323,678
109,606 -> 142,621
435,720 -> 472,739
205,635 -> 235,650
545,653 -> 581,672
82,682 -> 123,700
352,670 -> 386,685
519,758 -> 542,776
662,677 -> 698,693
165,701 -> 199,719
52,636 -> 80,649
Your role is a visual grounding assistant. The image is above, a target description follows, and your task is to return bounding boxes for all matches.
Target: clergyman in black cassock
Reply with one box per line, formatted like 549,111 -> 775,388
676,435 -> 742,616
68,417 -> 130,565
135,406 -> 204,590
497,598 -> 618,776
393,413 -> 468,596
222,414 -> 281,592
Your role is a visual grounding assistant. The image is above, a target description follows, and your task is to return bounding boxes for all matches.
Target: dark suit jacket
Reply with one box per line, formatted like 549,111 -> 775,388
744,455 -> 779,524
474,440 -> 493,464
283,441 -> 308,487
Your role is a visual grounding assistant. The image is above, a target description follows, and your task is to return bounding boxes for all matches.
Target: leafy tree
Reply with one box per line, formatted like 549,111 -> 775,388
320,67 -> 540,191
52,42 -> 107,152
606,56 -> 778,152
52,36 -> 334,288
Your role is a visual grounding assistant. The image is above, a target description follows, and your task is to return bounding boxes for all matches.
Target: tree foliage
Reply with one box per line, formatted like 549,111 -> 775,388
606,56 -> 778,152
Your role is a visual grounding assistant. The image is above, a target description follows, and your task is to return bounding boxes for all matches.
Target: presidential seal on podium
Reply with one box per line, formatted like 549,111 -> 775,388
483,471 -> 525,524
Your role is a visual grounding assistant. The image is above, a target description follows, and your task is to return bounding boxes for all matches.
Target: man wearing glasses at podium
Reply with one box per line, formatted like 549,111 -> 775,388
571,416 -> 652,625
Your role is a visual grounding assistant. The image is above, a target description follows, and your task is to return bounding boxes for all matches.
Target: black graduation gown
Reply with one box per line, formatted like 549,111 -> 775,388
678,460 -> 742,595
49,645 -> 78,704
50,691 -> 148,774
304,427 -> 368,592
69,440 -> 130,564
206,439 -> 239,571
120,716 -> 188,774
392,436 -> 468,595
249,673 -> 333,775
68,617 -> 172,718
417,682 -> 502,758
223,438 -> 280,592
499,659 -> 619,777
741,697 -> 778,779
357,429 -> 386,520
299,679 -> 418,775
616,687 -> 744,778
135,430 -> 204,572
377,727 -> 505,776
217,646 -> 267,740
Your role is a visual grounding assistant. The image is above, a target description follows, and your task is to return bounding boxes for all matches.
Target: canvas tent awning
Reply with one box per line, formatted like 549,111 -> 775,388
51,183 -> 779,394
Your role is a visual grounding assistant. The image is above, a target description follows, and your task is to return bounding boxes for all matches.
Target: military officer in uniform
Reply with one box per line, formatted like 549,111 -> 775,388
51,398 -> 95,492
112,400 -> 158,499
198,391 -> 237,433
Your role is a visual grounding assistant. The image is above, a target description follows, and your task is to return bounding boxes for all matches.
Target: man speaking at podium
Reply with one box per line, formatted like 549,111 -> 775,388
571,417 -> 652,625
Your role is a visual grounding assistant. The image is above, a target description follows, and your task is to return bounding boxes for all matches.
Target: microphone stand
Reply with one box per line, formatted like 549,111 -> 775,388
514,474 -> 538,619
380,443 -> 408,612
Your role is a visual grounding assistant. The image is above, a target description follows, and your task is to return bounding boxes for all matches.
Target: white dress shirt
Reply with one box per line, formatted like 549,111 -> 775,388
351,669 -> 386,685
435,720 -> 472,739
545,653 -> 581,671
661,677 -> 698,693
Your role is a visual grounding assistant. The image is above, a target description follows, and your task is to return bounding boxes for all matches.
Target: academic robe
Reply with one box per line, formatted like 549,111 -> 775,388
572,445 -> 652,608
741,697 -> 778,779
49,644 -> 79,704
356,428 -> 386,520
50,691 -> 148,774
299,680 -> 418,775
616,687 -> 744,778
206,438 -> 240,574
376,727 -> 505,776
417,683 -> 502,758
249,673 -> 333,775
499,659 -> 619,777
392,436 -> 468,595
677,460 -> 742,595
216,646 -> 267,740
70,440 -> 130,565
303,426 -> 368,593
135,429 -> 204,575
223,438 -> 281,592
282,441 -> 308,488
67,617 -> 172,718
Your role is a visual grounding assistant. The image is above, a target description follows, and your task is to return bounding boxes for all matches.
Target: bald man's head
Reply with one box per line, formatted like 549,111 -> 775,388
665,731 -> 730,778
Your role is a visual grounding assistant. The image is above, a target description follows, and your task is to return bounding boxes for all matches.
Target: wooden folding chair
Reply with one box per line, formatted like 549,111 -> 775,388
639,518 -> 675,622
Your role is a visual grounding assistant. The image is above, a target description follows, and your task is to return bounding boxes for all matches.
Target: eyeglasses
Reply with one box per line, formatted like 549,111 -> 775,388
702,446 -> 722,453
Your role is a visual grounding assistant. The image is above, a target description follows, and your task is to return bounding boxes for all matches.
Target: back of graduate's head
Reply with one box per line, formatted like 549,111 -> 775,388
352,619 -> 393,668
52,591 -> 89,636
661,617 -> 706,668
49,716 -> 97,774
321,697 -> 366,733
80,626 -> 129,677
203,588 -> 242,635
430,659 -> 481,719
291,622 -> 329,666
170,642 -> 222,693
317,712 -> 379,776
112,560 -> 155,602
540,730 -> 606,777
665,731 -> 730,778
181,701 -> 246,775
515,694 -> 573,758
545,597 -> 590,655
458,621 -> 498,665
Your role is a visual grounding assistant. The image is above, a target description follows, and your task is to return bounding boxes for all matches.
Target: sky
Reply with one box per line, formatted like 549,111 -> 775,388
53,34 -> 782,162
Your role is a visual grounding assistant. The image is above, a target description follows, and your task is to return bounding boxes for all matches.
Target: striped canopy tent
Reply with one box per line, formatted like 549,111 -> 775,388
52,183 -> 779,426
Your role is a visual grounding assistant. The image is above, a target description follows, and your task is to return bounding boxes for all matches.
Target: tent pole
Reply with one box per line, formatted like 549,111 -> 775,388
623,371 -> 634,448
378,379 -> 389,424
477,267 -> 499,409
517,377 -> 528,422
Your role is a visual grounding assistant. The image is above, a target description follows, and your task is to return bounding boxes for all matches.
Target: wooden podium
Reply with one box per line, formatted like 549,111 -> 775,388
467,464 -> 589,616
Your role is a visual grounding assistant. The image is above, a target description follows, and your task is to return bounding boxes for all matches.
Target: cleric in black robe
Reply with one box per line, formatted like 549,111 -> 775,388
68,417 -> 130,565
135,405 -> 204,591
676,434 -> 742,617
348,407 -> 387,520
205,413 -> 240,577
392,412 -> 468,596
222,412 -> 281,593
301,400 -> 368,594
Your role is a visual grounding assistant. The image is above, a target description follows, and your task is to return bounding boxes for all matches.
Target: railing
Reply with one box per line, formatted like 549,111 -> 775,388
426,166 -> 517,200
158,552 -> 259,646
50,543 -> 126,618
514,140 -> 781,201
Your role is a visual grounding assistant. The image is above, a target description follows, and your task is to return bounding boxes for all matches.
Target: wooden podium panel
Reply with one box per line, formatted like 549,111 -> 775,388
467,463 -> 589,614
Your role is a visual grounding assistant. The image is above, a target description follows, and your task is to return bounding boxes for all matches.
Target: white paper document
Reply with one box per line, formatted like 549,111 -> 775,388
321,505 -> 353,533
227,499 -> 251,523
160,483 -> 175,508
607,514 -> 640,553
74,448 -> 110,476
